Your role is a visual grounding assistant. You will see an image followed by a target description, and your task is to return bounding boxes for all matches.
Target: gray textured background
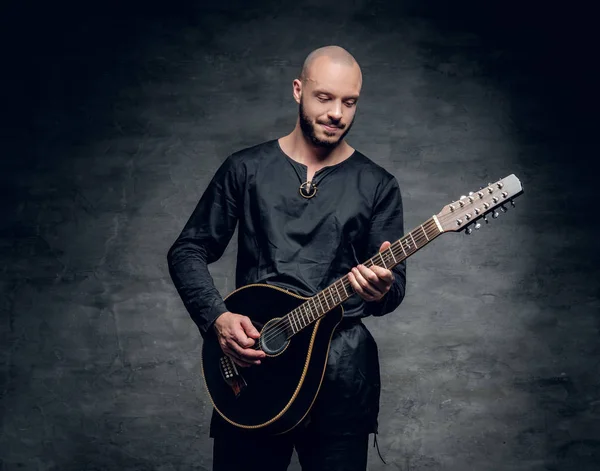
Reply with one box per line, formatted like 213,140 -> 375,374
1,0 -> 598,469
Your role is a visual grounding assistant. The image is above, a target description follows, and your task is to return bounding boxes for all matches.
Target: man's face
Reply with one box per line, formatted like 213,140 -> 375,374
296,59 -> 361,149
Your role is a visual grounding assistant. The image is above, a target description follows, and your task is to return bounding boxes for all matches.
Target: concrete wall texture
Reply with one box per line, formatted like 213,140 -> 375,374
1,1 -> 598,470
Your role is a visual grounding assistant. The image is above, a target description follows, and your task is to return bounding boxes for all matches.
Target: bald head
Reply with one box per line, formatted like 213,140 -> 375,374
299,45 -> 362,86
291,46 -> 362,150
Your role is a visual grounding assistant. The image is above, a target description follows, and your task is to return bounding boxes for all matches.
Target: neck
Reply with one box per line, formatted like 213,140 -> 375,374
283,124 -> 347,166
277,216 -> 444,339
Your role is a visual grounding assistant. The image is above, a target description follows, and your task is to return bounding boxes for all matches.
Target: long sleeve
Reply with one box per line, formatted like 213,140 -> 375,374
167,155 -> 242,337
363,176 -> 407,317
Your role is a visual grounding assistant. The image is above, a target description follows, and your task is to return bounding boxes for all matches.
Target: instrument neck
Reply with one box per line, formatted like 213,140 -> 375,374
284,216 -> 443,336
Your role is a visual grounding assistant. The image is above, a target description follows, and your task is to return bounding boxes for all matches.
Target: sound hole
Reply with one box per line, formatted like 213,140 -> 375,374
260,318 -> 289,355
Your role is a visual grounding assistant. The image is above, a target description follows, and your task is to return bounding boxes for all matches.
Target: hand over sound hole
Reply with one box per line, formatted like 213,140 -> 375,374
213,311 -> 266,367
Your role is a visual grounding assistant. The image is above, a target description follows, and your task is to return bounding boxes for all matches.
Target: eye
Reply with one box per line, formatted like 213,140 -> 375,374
345,101 -> 357,107
317,96 -> 329,102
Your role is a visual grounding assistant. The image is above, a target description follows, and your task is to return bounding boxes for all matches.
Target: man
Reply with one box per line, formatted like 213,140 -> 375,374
167,45 -> 406,470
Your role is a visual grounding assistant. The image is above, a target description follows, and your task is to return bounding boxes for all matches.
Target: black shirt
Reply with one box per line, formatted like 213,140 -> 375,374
167,139 -> 406,336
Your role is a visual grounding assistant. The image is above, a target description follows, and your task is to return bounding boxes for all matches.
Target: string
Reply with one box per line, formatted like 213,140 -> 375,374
251,218 -> 441,349
252,218 -> 441,347
246,189 -> 511,349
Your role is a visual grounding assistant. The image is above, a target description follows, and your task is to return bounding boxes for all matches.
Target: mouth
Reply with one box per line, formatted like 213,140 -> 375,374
321,124 -> 340,132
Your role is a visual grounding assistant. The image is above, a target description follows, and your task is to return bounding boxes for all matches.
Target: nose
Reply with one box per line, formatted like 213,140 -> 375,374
327,101 -> 343,121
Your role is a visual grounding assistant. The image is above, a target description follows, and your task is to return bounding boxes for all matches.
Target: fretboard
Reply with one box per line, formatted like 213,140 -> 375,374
282,216 -> 443,336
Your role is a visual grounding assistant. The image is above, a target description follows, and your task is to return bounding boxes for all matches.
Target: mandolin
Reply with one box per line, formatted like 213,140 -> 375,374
201,174 -> 524,435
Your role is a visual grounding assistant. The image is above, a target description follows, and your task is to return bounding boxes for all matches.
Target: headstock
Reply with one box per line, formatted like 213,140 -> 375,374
436,175 -> 524,234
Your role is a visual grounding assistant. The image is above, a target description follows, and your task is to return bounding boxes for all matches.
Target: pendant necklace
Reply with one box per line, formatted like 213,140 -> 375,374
299,180 -> 318,199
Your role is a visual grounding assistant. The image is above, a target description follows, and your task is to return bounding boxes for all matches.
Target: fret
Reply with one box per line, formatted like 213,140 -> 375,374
389,246 -> 397,264
384,249 -> 394,268
290,310 -> 298,333
296,309 -> 304,329
304,303 -> 312,322
409,232 -> 417,249
326,291 -> 332,310
317,294 -> 326,313
341,279 -> 349,297
311,297 -> 321,317
322,291 -> 330,311
295,309 -> 302,330
378,252 -> 387,269
334,283 -> 342,303
400,239 -> 408,255
421,224 -> 429,241
334,281 -> 344,304
403,238 -> 411,253
345,278 -> 354,295
330,288 -> 337,305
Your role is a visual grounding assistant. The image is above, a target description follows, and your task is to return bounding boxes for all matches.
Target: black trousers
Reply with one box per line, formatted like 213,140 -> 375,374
212,423 -> 369,471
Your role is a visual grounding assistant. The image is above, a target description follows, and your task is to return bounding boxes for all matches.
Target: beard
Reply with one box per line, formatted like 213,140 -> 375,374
298,98 -> 355,150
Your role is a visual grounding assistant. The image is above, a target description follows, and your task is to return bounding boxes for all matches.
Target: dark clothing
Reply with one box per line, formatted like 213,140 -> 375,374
213,418 -> 369,471
167,139 -> 406,439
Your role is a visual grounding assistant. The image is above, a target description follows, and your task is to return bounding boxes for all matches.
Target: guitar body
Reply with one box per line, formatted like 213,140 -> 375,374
201,283 -> 343,436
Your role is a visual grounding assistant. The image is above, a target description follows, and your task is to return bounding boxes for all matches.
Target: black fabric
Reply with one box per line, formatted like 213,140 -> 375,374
167,139 -> 406,337
212,419 -> 369,471
167,138 -> 406,438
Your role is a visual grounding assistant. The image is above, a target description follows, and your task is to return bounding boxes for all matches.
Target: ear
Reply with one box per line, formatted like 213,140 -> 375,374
292,79 -> 302,104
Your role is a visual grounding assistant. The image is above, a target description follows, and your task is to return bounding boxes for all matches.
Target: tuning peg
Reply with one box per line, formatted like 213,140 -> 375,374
492,210 -> 499,218
475,223 -> 481,230
500,205 -> 507,213
483,215 -> 489,224
510,199 -> 516,208
465,227 -> 473,235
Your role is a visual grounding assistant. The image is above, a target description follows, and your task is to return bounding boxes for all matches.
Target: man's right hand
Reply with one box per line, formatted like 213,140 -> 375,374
213,311 -> 266,367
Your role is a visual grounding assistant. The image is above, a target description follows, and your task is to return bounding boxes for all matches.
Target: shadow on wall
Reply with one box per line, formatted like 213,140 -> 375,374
410,2 -> 600,470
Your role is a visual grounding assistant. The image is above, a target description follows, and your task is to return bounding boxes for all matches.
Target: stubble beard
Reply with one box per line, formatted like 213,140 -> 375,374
298,99 -> 354,150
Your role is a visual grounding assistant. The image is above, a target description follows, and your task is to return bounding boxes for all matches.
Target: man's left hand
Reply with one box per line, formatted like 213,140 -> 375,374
348,241 -> 395,302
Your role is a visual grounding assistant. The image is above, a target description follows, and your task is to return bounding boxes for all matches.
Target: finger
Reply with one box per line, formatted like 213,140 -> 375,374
353,266 -> 384,296
222,347 -> 253,368
349,270 -> 377,300
228,339 -> 265,360
232,326 -> 256,348
356,264 -> 385,285
240,316 -> 260,339
225,346 -> 258,367
361,265 -> 393,292
350,268 -> 375,295
370,265 -> 395,284
379,240 -> 391,251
